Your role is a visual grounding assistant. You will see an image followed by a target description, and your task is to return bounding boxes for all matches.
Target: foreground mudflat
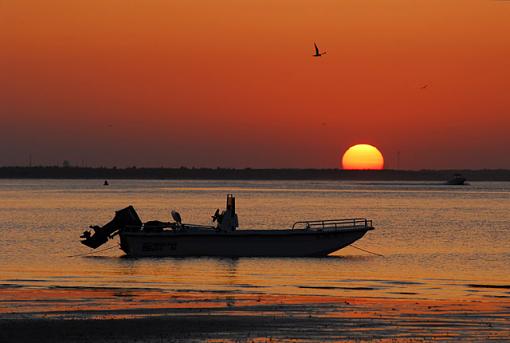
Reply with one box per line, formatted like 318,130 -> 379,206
1,287 -> 509,342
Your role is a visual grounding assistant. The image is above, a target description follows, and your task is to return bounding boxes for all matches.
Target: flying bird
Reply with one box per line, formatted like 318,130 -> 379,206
313,43 -> 326,57
420,84 -> 429,90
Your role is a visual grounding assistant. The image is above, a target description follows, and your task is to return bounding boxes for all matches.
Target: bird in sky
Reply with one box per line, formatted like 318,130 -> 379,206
313,43 -> 326,57
420,84 -> 429,90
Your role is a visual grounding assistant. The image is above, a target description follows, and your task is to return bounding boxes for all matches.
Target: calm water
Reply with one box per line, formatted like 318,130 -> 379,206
0,179 -> 509,303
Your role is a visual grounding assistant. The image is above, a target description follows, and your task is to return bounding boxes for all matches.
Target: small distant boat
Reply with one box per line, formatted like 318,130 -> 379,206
446,174 -> 466,185
80,194 -> 374,257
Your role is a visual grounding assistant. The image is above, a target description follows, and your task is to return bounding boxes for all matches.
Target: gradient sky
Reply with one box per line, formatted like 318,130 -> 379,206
1,0 -> 509,169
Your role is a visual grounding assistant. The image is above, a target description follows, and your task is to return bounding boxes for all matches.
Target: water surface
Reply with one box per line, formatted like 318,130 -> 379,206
1,179 -> 509,308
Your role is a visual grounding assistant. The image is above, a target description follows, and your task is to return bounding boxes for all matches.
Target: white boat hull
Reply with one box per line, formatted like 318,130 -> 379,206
119,227 -> 373,257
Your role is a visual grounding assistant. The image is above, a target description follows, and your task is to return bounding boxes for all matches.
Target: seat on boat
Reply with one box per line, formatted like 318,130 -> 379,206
143,220 -> 167,232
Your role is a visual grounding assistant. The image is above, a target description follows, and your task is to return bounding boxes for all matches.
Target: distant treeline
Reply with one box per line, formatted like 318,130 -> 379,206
0,167 -> 509,181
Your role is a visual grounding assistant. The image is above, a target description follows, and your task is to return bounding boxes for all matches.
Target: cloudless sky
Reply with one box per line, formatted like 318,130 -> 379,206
1,0 -> 509,169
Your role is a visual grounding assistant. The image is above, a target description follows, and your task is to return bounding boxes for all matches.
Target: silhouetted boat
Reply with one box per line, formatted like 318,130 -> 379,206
446,174 -> 466,185
80,195 -> 374,257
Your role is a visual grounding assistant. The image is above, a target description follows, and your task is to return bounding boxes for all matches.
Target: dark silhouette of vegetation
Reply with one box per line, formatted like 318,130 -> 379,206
0,167 -> 509,181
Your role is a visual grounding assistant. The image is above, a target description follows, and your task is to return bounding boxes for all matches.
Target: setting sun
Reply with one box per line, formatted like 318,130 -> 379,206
342,144 -> 384,170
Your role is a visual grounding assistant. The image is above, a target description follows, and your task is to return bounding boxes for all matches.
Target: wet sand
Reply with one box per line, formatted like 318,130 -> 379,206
1,285 -> 509,342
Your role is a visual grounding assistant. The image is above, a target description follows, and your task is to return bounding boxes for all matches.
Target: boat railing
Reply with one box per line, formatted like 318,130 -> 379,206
291,218 -> 372,230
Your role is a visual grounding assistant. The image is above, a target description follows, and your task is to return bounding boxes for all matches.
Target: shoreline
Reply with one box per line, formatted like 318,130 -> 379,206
1,167 -> 510,181
2,297 -> 509,342
1,286 -> 509,341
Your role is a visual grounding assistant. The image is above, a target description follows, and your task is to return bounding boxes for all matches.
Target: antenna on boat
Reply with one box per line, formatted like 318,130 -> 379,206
227,194 -> 235,213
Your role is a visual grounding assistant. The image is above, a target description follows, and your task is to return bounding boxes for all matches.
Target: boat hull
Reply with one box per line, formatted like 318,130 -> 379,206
119,228 -> 373,257
446,178 -> 466,185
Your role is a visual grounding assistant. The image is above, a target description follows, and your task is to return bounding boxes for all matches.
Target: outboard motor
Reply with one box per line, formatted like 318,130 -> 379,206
80,206 -> 142,249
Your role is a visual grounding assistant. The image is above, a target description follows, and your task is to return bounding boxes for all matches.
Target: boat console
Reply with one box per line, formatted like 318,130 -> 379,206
215,194 -> 239,231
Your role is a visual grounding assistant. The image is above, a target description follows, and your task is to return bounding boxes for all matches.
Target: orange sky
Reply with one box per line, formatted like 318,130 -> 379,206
1,0 -> 509,169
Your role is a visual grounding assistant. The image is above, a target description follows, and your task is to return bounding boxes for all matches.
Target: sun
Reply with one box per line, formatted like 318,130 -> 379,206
341,144 -> 384,170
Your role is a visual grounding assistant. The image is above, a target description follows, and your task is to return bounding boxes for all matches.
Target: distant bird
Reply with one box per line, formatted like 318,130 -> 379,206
420,84 -> 429,90
313,43 -> 326,57
171,210 -> 182,224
